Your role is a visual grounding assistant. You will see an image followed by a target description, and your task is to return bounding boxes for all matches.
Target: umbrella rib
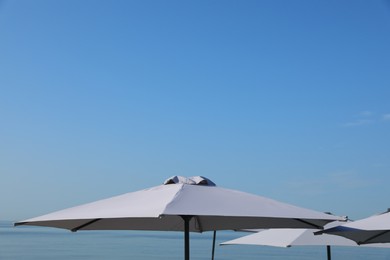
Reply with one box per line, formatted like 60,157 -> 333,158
14,222 -> 27,227
71,218 -> 102,232
358,230 -> 390,245
294,219 -> 322,229
194,216 -> 204,232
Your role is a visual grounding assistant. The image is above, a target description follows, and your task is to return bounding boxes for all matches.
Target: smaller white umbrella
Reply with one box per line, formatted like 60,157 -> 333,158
221,221 -> 390,260
317,209 -> 390,245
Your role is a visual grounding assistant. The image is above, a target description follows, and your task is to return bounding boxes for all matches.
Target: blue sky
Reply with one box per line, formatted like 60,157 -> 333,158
1,0 -> 390,221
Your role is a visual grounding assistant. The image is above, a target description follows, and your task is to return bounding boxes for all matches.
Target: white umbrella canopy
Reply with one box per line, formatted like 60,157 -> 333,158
317,210 -> 390,245
15,176 -> 344,259
221,221 -> 358,248
221,221 -> 390,260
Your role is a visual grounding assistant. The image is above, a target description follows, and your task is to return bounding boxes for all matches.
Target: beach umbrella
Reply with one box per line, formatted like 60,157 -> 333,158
15,176 -> 344,260
221,221 -> 390,260
317,209 -> 390,245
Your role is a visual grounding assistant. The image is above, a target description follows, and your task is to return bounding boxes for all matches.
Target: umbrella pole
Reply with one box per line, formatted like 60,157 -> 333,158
211,230 -> 216,260
326,245 -> 331,260
181,216 -> 193,260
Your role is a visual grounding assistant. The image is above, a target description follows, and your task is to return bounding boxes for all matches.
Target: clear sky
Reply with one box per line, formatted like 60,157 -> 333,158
1,0 -> 390,221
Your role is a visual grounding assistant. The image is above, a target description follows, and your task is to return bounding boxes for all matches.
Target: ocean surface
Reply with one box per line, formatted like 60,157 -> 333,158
2,221 -> 390,259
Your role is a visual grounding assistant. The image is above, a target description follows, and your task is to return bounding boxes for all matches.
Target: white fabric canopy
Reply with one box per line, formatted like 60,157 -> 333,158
15,176 -> 345,260
16,176 -> 342,232
222,221 -> 390,247
221,222 -> 358,247
221,221 -> 390,260
318,210 -> 390,244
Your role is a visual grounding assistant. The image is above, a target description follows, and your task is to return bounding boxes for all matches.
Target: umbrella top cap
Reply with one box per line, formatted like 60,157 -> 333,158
163,176 -> 216,186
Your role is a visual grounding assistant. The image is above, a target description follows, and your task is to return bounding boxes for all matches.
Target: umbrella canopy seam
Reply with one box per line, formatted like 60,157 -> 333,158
159,184 -> 185,217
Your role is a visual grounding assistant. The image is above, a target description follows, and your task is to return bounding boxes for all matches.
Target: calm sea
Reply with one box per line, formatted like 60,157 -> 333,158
1,221 -> 390,259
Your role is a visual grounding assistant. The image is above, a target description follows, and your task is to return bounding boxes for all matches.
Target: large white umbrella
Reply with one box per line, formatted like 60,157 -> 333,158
317,210 -> 390,245
15,176 -> 343,260
221,221 -> 390,260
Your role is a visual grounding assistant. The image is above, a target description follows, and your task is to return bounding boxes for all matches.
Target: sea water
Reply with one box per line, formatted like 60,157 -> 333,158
2,221 -> 390,259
